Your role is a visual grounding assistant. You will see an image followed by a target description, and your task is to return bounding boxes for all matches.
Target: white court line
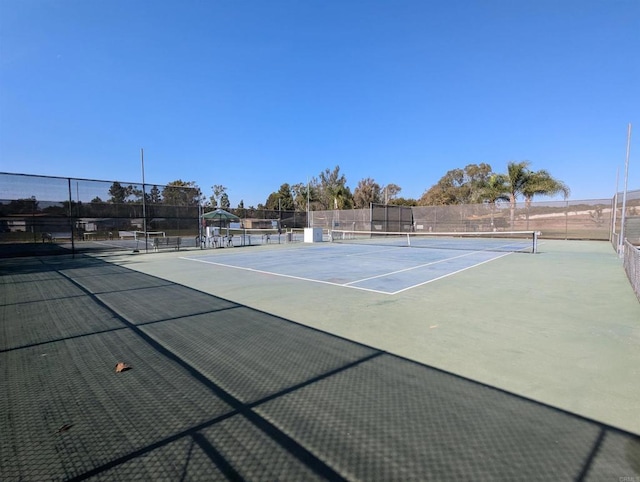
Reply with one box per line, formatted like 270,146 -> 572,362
336,239 -> 533,259
389,252 -> 512,295
342,249 -> 490,285
181,250 -> 511,294
181,248 -> 513,295
181,256 -> 394,295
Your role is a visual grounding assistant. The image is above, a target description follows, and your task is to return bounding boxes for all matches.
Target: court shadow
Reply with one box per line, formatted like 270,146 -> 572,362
1,255 -> 638,481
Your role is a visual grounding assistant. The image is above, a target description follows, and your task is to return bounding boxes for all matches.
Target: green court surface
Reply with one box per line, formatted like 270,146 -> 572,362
1,239 -> 639,480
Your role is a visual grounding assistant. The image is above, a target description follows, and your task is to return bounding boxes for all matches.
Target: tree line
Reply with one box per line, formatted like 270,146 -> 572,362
106,161 -> 570,222
3,161 -> 568,220
252,160 -> 568,218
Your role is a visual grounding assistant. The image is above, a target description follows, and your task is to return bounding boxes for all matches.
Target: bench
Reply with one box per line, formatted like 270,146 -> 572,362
42,232 -> 72,242
153,236 -> 181,252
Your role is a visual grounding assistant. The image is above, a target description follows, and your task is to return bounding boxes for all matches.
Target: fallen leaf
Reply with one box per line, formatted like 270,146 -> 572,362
115,362 -> 132,373
57,424 -> 73,433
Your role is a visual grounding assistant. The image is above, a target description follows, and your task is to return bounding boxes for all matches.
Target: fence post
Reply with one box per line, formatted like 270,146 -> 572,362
67,178 -> 75,257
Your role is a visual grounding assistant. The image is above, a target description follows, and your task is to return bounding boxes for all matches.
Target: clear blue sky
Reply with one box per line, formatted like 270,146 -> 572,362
1,0 -> 638,207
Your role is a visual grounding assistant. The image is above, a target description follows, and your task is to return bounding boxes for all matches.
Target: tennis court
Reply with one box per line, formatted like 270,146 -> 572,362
183,239 -> 524,295
2,237 -> 640,480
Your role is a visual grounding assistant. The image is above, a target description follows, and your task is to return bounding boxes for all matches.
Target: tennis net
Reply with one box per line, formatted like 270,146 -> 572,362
329,229 -> 539,253
133,231 -> 166,240
226,228 -> 304,246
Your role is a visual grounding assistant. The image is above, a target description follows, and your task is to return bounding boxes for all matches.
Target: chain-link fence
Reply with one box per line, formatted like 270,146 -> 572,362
309,197 -> 623,241
0,172 -> 200,256
411,198 -> 620,240
226,207 -> 308,230
610,189 -> 640,302
612,188 -> 640,247
623,239 -> 640,302
308,208 -> 371,232
2,172 -> 639,257
370,204 -> 414,232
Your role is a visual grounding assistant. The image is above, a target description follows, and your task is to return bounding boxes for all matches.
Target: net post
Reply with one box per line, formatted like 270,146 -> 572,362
533,231 -> 538,254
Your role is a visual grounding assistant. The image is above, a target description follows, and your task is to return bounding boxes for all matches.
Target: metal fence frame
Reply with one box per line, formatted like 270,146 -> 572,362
2,171 -> 638,267
309,198 -> 622,241
0,172 -> 201,256
623,239 -> 640,302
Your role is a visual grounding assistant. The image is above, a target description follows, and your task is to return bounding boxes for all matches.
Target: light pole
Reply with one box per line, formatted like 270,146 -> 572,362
618,123 -> 632,257
306,177 -> 310,228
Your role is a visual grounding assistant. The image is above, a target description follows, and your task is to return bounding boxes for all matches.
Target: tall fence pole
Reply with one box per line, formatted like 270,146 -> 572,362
306,177 -> 310,228
565,200 -> 569,240
619,123 -> 632,256
611,167 -> 619,243
141,148 -> 148,253
67,178 -> 75,257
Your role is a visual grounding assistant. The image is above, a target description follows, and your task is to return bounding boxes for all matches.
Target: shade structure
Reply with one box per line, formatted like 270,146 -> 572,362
202,209 -> 240,222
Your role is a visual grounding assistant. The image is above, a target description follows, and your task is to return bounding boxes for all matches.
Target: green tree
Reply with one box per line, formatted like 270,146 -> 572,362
162,180 -> 202,206
141,185 -> 162,224
130,185 -> 144,203
353,178 -> 382,208
476,174 -> 510,228
87,196 -> 110,217
220,192 -> 231,209
381,183 -> 402,204
210,184 -> 226,208
291,183 -> 304,211
265,184 -> 295,211
333,184 -> 353,209
318,166 -> 353,209
149,185 -> 162,204
522,169 -> 570,208
419,168 -> 466,205
464,163 -> 493,200
8,197 -> 39,214
419,164 -> 493,206
236,200 -> 247,219
501,161 -> 531,227
291,182 -> 314,211
108,182 -> 130,204
501,161 -> 568,227
393,197 -> 418,206
272,183 -> 295,211
264,192 -> 280,210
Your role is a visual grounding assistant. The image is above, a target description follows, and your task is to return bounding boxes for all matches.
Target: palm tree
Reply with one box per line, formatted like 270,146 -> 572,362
503,161 -> 570,228
475,174 -> 510,229
504,161 -> 532,227
522,169 -> 570,208
521,169 -> 570,229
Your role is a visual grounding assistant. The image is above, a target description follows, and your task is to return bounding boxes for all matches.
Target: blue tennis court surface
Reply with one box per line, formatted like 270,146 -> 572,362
183,244 -> 514,294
